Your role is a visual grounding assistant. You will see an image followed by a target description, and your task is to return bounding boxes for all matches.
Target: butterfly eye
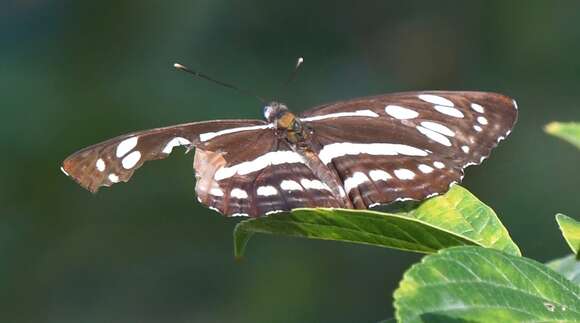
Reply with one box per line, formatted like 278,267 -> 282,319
263,105 -> 275,121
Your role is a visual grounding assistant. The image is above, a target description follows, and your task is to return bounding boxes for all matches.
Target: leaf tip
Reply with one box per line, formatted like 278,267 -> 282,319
544,122 -> 560,134
554,213 -> 580,255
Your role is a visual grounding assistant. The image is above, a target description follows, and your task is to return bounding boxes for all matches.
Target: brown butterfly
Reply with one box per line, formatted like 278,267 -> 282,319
62,63 -> 518,217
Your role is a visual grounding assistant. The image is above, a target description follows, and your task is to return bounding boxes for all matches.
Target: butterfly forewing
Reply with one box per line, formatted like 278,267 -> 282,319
61,120 -> 267,193
61,118 -> 341,217
299,91 -> 517,205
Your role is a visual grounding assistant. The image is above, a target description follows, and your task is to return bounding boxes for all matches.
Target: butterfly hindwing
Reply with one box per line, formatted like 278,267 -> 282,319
194,141 -> 343,217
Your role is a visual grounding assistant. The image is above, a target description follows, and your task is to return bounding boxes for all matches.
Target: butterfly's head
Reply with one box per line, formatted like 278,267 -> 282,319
263,101 -> 288,123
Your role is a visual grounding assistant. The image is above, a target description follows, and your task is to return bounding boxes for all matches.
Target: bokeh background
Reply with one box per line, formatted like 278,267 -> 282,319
1,1 -> 579,322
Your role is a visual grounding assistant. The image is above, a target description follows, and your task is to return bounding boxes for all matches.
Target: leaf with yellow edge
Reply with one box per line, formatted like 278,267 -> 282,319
234,185 -> 520,257
397,185 -> 520,256
545,121 -> 580,149
556,213 -> 580,254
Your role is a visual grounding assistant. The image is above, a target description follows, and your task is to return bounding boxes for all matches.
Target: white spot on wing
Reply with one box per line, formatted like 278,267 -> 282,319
433,105 -> 464,118
470,103 -> 484,113
210,188 -> 224,197
116,137 -> 138,158
461,145 -> 470,153
265,210 -> 285,215
473,125 -> 483,132
512,99 -> 518,110
231,212 -> 249,217
300,110 -> 379,122
162,137 -> 191,154
418,164 -> 434,174
394,169 -> 415,180
344,172 -> 370,193
384,105 -> 419,120
60,166 -> 69,176
280,180 -> 303,191
108,173 -> 119,183
300,179 -> 331,191
213,167 -> 236,181
369,169 -> 391,182
433,161 -> 445,169
230,188 -> 248,199
257,185 -> 278,196
200,124 -> 273,142
420,121 -> 455,137
394,197 -> 415,202
318,143 -> 428,165
96,158 -> 106,172
416,126 -> 452,146
477,116 -> 488,125
214,151 -> 306,180
121,151 -> 141,169
418,94 -> 454,107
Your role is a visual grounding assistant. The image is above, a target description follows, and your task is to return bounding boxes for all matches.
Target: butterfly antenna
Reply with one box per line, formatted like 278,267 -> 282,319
282,56 -> 304,88
173,62 -> 266,104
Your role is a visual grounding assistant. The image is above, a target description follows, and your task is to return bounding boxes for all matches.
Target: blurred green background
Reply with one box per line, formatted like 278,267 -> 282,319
1,1 -> 579,322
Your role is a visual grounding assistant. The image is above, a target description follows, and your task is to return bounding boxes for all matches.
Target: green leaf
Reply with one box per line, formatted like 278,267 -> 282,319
398,185 -> 520,256
547,254 -> 580,285
394,246 -> 580,323
556,213 -> 580,254
234,207 -> 475,258
234,185 -> 520,257
545,121 -> 580,149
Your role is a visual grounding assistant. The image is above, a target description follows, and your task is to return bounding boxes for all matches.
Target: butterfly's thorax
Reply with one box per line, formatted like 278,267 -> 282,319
276,111 -> 309,145
273,108 -> 354,208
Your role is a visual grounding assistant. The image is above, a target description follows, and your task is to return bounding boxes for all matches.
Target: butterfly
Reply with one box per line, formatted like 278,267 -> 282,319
61,65 -> 518,217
